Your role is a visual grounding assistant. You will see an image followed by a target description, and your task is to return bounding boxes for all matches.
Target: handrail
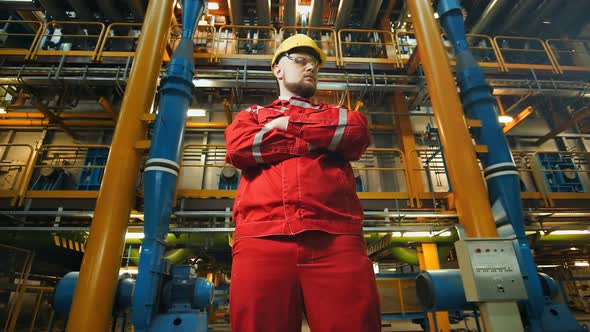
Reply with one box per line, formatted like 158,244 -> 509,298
492,36 -> 560,73
354,147 -> 412,200
0,20 -> 43,59
177,145 -> 411,200
214,25 -> 277,62
32,21 -> 106,60
3,19 -> 588,78
442,33 -> 506,71
0,144 -> 34,206
338,28 -> 398,66
394,30 -> 417,68
406,148 -> 450,192
279,26 -> 339,65
96,23 -> 143,61
545,39 -> 590,73
24,144 -> 110,195
407,149 -> 572,207
169,24 -> 216,61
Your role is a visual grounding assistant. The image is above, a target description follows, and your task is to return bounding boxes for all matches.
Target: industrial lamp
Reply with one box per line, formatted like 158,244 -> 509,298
496,96 -> 514,123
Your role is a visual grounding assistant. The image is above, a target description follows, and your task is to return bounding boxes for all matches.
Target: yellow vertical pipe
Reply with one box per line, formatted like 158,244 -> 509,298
393,93 -> 423,207
406,0 -> 498,238
66,0 -> 174,330
418,244 -> 451,332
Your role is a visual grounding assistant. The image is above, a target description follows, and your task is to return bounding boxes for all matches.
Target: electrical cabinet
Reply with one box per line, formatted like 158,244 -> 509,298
455,239 -> 528,302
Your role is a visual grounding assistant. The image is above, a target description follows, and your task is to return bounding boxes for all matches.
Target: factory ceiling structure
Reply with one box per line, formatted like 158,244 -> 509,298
0,0 -> 589,331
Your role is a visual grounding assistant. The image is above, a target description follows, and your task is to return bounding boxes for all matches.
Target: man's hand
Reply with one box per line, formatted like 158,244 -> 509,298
264,116 -> 290,131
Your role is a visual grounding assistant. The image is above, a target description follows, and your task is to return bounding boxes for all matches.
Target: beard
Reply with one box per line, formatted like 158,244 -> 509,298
283,77 -> 317,99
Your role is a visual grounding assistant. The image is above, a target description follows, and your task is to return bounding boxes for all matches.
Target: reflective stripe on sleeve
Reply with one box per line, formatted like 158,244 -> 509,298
328,108 -> 348,151
252,127 -> 271,164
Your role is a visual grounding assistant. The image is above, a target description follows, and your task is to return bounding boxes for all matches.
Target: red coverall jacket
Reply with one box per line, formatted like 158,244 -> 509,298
224,97 -> 370,239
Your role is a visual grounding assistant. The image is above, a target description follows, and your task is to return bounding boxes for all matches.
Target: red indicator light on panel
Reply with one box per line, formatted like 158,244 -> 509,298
475,248 -> 482,253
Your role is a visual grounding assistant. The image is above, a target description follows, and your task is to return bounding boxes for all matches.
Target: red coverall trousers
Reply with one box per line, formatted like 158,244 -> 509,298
229,231 -> 382,332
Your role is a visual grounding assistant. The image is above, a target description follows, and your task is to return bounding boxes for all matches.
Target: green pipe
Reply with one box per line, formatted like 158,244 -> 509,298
365,232 -> 459,244
387,245 -> 453,266
3,230 -> 586,263
389,246 -> 421,265
126,232 -> 231,250
533,233 -> 590,246
128,247 -> 193,265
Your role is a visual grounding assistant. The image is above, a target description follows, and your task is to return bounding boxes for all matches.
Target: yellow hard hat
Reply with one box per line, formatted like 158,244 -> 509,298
272,34 -> 326,67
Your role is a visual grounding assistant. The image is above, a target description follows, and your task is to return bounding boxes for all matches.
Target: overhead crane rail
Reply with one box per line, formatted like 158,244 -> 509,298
1,20 -> 589,74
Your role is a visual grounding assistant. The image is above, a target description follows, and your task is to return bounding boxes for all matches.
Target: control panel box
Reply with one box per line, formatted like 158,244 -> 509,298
455,239 -> 527,302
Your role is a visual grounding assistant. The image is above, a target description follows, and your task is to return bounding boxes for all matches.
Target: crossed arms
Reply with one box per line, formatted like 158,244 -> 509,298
225,105 -> 370,169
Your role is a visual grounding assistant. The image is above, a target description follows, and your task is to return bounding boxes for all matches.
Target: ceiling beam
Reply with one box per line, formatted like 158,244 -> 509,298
31,101 -> 77,139
535,105 -> 590,145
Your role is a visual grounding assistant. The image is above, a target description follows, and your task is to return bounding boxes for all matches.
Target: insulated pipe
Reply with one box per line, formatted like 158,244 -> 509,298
65,1 -> 175,331
497,0 -> 540,35
360,0 -> 383,29
309,0 -> 324,27
284,0 -> 297,26
227,0 -> 243,25
468,0 -> 512,35
256,0 -> 271,26
406,0 -> 497,238
131,1 -> 204,330
334,0 -> 354,31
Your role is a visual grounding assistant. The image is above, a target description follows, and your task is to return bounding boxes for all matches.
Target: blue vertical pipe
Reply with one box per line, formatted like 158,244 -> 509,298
131,1 -> 204,331
435,1 -> 544,330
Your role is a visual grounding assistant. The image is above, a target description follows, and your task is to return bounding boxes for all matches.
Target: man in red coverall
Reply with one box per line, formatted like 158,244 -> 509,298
224,34 -> 381,332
